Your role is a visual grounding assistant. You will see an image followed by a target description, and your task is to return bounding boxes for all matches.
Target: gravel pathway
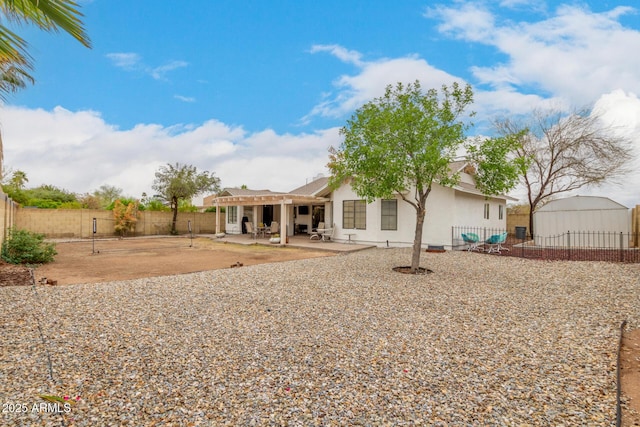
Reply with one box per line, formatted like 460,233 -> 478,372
1,248 -> 639,426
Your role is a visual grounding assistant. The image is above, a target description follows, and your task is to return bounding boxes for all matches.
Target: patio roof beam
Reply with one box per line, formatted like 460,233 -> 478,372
212,194 -> 329,206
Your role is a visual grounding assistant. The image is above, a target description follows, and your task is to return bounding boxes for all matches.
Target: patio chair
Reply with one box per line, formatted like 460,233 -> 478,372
485,232 -> 509,254
310,222 -> 325,240
320,224 -> 335,241
461,232 -> 483,252
245,222 -> 257,239
265,221 -> 279,237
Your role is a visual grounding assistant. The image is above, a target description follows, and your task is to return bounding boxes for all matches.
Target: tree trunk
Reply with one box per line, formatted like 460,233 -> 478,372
528,199 -> 540,237
171,197 -> 179,234
411,206 -> 426,273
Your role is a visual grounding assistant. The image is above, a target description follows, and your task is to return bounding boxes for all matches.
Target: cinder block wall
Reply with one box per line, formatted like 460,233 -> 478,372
506,213 -> 529,234
14,208 -> 225,238
0,192 -> 18,246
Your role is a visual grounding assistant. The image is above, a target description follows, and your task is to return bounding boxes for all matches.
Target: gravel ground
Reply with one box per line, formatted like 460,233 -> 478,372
1,248 -> 639,426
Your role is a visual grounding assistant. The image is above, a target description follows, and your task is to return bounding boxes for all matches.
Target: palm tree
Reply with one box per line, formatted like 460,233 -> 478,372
9,169 -> 27,189
0,0 -> 91,96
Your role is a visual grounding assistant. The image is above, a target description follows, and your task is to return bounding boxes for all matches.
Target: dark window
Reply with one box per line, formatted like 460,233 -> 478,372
381,199 -> 397,230
343,200 -> 366,229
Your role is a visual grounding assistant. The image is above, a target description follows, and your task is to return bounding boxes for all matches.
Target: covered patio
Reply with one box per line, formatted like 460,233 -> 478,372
212,193 -> 333,246
211,233 -> 374,253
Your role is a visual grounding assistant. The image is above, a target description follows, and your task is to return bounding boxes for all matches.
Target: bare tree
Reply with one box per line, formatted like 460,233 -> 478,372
495,107 -> 633,235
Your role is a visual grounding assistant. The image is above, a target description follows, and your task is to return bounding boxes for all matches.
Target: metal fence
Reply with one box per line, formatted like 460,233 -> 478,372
452,226 -> 640,263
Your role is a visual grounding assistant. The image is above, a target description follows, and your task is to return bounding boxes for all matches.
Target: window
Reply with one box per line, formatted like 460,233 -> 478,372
228,206 -> 238,224
498,204 -> 504,220
381,199 -> 397,230
343,200 -> 366,229
484,203 -> 490,220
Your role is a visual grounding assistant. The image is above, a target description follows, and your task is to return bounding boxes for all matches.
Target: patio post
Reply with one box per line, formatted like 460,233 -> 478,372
281,200 -> 287,245
215,201 -> 220,234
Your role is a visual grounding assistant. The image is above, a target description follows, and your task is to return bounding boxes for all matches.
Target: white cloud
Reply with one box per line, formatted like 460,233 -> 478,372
0,106 -> 339,201
588,90 -> 640,208
105,52 -> 142,70
151,60 -> 189,80
106,53 -> 188,81
306,48 -> 458,121
310,44 -> 365,67
428,3 -> 640,110
174,95 -> 196,103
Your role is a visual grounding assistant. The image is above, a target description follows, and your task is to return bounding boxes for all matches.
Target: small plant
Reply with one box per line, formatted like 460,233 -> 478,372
113,199 -> 140,237
1,228 -> 57,264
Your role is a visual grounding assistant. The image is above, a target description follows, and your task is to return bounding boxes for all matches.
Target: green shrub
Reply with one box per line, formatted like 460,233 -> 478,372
205,206 -> 225,213
26,198 -> 62,209
144,199 -> 170,211
1,228 -> 57,265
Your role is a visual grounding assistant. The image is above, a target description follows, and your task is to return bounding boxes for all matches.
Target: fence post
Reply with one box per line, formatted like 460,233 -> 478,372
451,226 -> 454,250
567,231 -> 571,260
620,232 -> 624,262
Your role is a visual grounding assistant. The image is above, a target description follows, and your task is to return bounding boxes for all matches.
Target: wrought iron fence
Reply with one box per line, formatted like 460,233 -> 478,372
452,226 -> 640,263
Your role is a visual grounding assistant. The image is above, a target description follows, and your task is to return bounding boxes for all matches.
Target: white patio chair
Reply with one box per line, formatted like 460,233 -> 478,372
321,224 -> 335,241
265,221 -> 279,237
245,222 -> 257,239
310,222 -> 325,240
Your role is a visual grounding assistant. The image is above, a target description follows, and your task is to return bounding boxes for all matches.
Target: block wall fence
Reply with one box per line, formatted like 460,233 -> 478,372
633,205 -> 640,247
506,213 -> 529,234
0,192 -> 19,246
13,208 -> 225,239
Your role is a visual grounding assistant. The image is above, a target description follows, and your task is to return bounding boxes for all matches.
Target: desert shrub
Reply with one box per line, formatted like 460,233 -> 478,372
1,228 -> 57,264
113,199 -> 140,237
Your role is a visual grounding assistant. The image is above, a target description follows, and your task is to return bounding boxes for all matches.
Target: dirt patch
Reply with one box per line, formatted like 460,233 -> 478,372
621,328 -> 640,426
0,259 -> 32,286
392,266 -> 433,274
26,236 -> 332,285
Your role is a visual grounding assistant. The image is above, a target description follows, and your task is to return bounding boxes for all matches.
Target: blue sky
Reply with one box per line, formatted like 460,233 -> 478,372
2,0 -> 640,206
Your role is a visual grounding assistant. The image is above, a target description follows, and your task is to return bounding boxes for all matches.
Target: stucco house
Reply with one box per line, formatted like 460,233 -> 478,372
210,161 -> 512,249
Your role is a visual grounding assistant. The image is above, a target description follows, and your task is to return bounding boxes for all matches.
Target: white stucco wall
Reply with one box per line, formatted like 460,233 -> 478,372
331,182 -> 507,248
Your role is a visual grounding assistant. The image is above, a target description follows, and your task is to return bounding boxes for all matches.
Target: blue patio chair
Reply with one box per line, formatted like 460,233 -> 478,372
461,232 -> 483,252
485,232 -> 509,254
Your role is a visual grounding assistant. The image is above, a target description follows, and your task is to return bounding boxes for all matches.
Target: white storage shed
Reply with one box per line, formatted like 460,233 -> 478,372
533,196 -> 630,246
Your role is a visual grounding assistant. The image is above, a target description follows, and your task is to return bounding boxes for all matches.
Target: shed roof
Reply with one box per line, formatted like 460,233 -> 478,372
538,195 -> 628,212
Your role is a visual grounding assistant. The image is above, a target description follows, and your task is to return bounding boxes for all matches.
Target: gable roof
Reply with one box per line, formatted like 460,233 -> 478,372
217,187 -> 285,197
288,176 -> 329,197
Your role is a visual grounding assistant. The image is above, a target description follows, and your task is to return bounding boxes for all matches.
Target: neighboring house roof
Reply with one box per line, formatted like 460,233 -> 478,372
538,195 -> 628,212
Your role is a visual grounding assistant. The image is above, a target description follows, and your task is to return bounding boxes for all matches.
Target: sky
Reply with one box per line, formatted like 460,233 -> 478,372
1,0 -> 640,207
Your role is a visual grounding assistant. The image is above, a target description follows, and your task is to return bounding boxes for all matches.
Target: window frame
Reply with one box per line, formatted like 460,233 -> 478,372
380,199 -> 397,231
228,206 -> 238,224
343,200 -> 367,230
